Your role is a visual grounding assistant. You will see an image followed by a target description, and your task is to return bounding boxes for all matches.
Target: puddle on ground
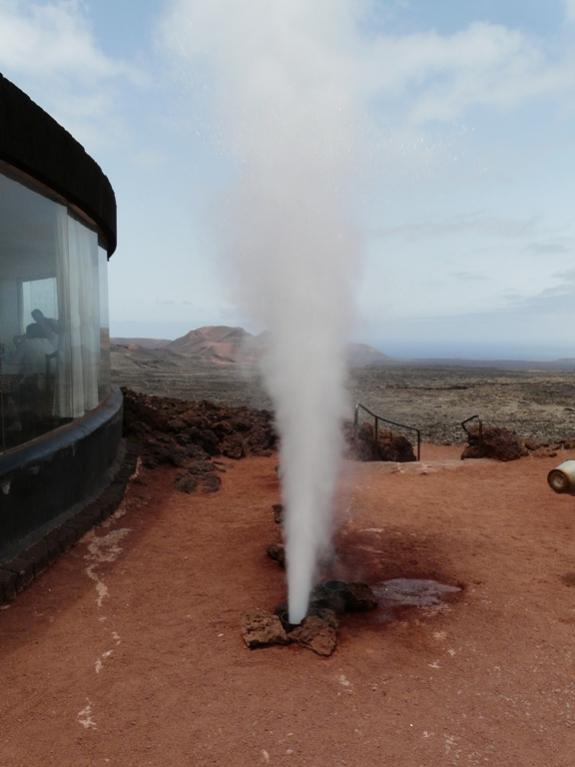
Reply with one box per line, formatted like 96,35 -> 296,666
373,578 -> 462,609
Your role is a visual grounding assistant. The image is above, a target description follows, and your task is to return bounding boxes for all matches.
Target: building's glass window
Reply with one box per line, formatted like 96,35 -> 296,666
0,167 -> 111,451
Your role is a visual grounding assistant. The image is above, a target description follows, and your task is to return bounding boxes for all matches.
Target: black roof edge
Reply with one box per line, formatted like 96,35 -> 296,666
0,73 -> 117,256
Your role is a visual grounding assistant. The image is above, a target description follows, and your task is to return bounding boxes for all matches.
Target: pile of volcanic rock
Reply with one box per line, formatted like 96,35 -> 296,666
246,502 -> 378,656
461,424 -> 528,462
345,421 -> 416,462
122,387 -> 276,493
524,436 -> 575,458
462,422 -> 575,461
241,580 -> 378,657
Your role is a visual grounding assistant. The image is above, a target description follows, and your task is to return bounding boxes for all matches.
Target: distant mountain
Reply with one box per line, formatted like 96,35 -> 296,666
112,337 -> 171,350
347,342 -> 393,368
166,325 -> 259,365
111,325 -> 393,369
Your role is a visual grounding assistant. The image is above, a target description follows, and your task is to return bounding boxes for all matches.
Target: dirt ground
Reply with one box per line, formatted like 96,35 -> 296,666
1,447 -> 574,767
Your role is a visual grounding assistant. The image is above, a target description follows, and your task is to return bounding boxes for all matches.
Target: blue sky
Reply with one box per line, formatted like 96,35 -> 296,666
1,0 -> 575,358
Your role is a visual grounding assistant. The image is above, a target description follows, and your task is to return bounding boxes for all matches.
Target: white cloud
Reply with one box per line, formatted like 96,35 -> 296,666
161,2 -> 575,133
364,22 -> 575,125
0,0 -> 121,81
157,0 -> 575,345
0,0 -> 142,150
372,213 -> 539,241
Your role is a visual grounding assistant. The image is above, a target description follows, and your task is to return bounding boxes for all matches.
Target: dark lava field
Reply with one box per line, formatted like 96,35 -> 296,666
112,350 -> 575,445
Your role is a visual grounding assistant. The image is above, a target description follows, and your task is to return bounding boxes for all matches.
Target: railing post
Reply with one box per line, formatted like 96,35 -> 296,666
461,415 -> 483,445
354,402 -> 421,462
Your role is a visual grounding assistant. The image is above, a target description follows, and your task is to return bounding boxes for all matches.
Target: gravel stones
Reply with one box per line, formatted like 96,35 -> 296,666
241,611 -> 288,649
220,435 -> 245,459
245,581 -> 377,657
272,504 -> 284,524
174,460 -> 223,494
174,472 -> 222,494
242,608 -> 338,656
174,473 -> 200,494
288,616 -> 337,657
342,582 -> 379,612
266,543 -> 286,568
310,580 -> 378,614
274,604 -> 339,632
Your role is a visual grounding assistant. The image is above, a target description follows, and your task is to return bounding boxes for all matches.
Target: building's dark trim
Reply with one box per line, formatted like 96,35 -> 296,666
0,388 -> 124,561
0,439 -> 139,604
0,73 -> 117,255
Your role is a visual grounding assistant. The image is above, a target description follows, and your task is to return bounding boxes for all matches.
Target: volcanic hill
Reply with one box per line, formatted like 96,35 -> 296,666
110,325 -> 391,405
112,325 -> 390,370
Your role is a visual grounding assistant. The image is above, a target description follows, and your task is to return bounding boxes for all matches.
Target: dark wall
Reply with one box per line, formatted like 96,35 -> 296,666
0,389 -> 123,559
0,73 -> 117,255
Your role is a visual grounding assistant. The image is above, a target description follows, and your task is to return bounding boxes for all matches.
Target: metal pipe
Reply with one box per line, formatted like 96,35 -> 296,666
548,460 -> 575,494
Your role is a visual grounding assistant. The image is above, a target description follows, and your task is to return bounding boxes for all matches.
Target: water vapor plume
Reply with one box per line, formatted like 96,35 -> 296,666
163,0 -> 368,623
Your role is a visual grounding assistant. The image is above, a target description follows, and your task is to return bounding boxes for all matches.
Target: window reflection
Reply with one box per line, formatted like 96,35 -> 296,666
0,168 -> 112,451
98,246 -> 111,402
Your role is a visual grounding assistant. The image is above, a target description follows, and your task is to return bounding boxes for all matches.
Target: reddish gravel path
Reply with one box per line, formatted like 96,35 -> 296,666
1,447 -> 574,767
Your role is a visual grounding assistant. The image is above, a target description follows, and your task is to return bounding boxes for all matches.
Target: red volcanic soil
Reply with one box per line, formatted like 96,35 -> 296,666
1,446 -> 574,766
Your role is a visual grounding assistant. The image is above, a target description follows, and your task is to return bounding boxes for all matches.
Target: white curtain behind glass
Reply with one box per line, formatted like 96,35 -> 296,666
55,207 -> 101,418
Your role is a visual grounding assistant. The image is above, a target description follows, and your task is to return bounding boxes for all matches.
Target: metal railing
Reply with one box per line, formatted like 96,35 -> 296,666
461,414 -> 483,443
353,403 -> 421,461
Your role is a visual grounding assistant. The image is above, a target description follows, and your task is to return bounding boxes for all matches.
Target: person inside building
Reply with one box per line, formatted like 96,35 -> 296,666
30,308 -> 60,348
11,322 -> 57,439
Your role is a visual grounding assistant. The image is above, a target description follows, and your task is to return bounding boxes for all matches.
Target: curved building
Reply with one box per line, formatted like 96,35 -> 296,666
0,74 -> 123,573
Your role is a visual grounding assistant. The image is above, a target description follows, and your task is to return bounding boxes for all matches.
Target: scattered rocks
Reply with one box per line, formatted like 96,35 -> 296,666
461,425 -> 528,462
310,580 -> 378,614
174,460 -> 223,494
341,581 -> 379,612
288,615 -> 337,657
266,543 -> 286,568
310,581 -> 347,614
249,581 -> 376,657
525,438 -> 567,457
241,611 -> 288,649
174,473 -> 199,494
242,608 -> 337,656
308,606 -> 339,629
220,434 -> 246,460
122,388 -> 277,494
200,473 -> 223,493
273,604 -> 292,632
274,603 -> 339,633
532,447 -> 558,458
